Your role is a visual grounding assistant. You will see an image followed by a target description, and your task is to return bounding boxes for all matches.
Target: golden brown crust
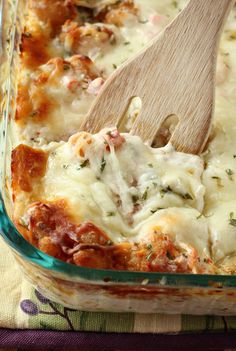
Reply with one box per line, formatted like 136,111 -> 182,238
95,0 -> 138,27
16,84 -> 55,124
15,85 -> 33,123
15,200 -> 211,273
15,56 -> 98,125
60,20 -> 115,55
20,32 -> 51,69
29,0 -> 77,36
11,144 -> 48,194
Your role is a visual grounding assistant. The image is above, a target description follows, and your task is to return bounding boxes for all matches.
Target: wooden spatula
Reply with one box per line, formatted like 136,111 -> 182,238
81,0 -> 234,154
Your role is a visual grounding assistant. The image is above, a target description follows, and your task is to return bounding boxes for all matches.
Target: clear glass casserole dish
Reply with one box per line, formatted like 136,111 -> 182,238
1,0 -> 236,315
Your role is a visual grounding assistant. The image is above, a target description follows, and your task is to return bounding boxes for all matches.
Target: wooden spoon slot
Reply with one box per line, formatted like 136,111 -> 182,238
117,96 -> 142,133
152,114 -> 179,148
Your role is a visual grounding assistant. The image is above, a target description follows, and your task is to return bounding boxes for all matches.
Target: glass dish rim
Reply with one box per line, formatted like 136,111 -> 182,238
1,0 -> 236,290
2,194 -> 236,288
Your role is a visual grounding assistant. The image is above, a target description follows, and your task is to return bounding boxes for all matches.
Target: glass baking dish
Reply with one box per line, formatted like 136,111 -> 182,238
1,0 -> 236,315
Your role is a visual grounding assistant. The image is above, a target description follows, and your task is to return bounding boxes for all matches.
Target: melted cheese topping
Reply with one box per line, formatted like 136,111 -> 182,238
11,0 -> 236,273
42,131 -> 204,240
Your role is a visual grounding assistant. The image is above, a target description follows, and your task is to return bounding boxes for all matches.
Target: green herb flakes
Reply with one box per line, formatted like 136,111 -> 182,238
172,0 -> 178,8
142,187 -> 149,200
146,244 -> 153,250
80,159 -> 89,168
100,156 -> 106,173
138,19 -> 148,24
182,193 -> 193,200
146,252 -> 153,261
196,213 -> 203,220
226,169 -> 234,176
226,169 -> 234,180
151,208 -> 164,214
229,212 -> 236,227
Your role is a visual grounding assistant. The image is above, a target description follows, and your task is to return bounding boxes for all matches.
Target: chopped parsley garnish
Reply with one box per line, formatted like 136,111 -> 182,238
196,213 -> 203,220
229,212 -> 236,227
80,159 -> 89,168
107,211 -> 115,217
160,186 -> 193,200
150,208 -> 164,214
112,63 -> 117,69
142,187 -> 149,200
148,163 -> 153,168
63,164 -> 69,169
160,186 -> 172,197
211,176 -> 224,188
226,169 -> 234,181
172,0 -> 178,8
146,244 -> 153,250
138,19 -> 148,24
227,169 -> 234,175
124,41 -> 130,45
146,252 -> 153,261
182,193 -> 193,200
100,156 -> 106,173
234,155 -> 236,159
63,64 -> 70,71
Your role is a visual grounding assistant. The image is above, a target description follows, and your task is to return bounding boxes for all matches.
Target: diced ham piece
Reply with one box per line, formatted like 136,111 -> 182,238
87,77 -> 104,95
67,79 -> 80,92
148,13 -> 165,25
105,129 -> 125,149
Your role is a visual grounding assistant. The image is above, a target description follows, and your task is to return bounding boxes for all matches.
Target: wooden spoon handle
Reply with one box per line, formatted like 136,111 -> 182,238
130,0 -> 234,153
178,0 -> 234,38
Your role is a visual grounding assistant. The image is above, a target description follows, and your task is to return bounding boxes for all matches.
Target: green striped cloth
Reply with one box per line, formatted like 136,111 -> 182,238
1,237 -> 236,333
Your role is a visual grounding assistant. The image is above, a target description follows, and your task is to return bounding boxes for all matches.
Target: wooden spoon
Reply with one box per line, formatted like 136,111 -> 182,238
81,0 -> 234,154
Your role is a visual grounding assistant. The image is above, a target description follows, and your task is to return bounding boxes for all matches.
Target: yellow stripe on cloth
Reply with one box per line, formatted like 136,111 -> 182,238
0,237 -> 30,329
133,313 -> 181,334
